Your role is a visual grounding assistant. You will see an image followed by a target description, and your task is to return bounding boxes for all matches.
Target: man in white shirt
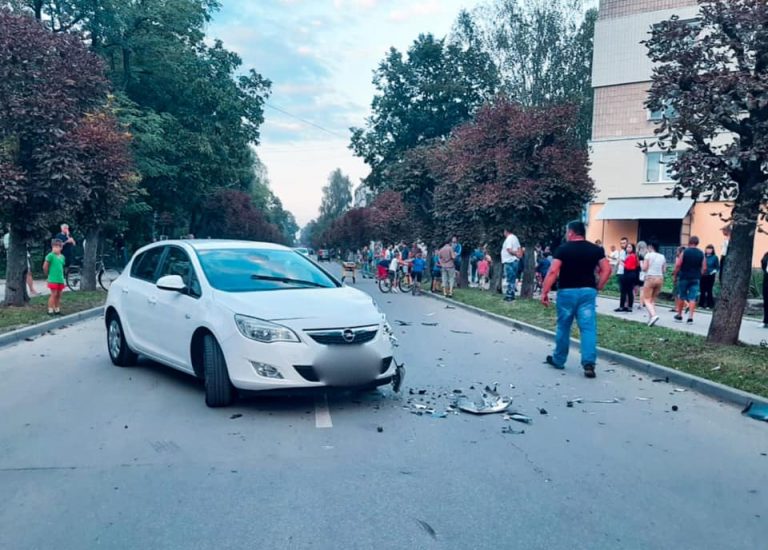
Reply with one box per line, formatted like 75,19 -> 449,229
501,228 -> 521,302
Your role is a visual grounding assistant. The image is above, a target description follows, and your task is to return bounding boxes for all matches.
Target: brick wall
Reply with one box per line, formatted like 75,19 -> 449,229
598,0 -> 699,20
592,82 -> 655,140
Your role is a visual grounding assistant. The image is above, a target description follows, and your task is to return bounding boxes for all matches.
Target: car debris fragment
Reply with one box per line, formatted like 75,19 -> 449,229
391,362 -> 405,393
504,413 -> 533,424
501,426 -> 525,435
566,398 -> 620,406
742,401 -> 768,422
454,385 -> 512,415
450,329 -> 473,334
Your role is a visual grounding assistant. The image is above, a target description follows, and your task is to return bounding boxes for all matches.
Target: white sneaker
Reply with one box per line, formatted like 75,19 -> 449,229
648,315 -> 659,327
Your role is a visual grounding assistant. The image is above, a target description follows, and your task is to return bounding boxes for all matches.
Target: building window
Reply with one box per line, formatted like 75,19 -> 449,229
648,101 -> 678,121
645,152 -> 678,183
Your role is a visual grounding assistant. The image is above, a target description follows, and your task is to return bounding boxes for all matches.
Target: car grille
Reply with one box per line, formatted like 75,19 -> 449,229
306,327 -> 378,346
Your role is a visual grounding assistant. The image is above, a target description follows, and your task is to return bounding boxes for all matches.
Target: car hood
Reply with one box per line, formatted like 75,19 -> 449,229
212,286 -> 383,329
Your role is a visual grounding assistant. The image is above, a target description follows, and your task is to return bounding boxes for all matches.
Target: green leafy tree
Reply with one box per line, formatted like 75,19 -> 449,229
467,0 -> 596,146
0,10 -> 109,306
319,169 -> 353,223
350,33 -> 499,191
644,0 -> 768,345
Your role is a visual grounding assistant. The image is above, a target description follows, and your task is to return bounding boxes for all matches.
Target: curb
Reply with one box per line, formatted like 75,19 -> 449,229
0,306 -> 104,349
425,292 -> 768,409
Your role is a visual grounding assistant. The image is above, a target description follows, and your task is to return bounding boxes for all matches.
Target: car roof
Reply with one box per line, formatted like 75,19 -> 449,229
144,239 -> 291,252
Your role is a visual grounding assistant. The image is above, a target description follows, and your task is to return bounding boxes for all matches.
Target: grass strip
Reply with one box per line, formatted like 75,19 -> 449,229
448,287 -> 768,399
0,291 -> 105,334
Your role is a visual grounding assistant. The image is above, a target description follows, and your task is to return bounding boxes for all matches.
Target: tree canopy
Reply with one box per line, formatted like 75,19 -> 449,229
644,0 -> 768,344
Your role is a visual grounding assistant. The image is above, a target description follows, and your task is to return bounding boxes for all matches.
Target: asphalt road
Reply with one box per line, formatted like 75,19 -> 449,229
1,276 -> 766,549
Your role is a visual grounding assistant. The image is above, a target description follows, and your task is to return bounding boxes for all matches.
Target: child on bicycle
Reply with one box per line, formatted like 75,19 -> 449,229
411,250 -> 426,296
43,238 -> 66,315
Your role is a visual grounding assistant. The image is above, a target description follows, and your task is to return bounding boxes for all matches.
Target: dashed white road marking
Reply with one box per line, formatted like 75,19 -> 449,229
315,394 -> 333,429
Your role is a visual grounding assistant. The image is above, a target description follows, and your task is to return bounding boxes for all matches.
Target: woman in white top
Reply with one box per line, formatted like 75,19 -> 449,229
642,241 -> 667,327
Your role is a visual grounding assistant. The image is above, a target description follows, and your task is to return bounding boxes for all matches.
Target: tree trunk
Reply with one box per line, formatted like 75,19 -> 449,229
3,227 -> 29,307
707,200 -> 757,345
520,249 -> 536,299
458,249 -> 470,288
81,228 -> 100,291
491,258 -> 503,294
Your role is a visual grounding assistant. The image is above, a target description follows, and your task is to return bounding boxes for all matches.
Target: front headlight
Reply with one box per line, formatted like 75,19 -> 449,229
234,314 -> 300,343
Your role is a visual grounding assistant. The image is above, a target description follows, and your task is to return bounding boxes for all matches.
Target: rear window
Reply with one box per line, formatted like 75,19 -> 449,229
130,247 -> 165,282
196,248 -> 339,292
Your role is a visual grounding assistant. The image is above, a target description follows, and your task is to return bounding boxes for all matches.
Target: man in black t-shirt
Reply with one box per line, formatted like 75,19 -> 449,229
673,236 -> 706,324
541,221 -> 612,379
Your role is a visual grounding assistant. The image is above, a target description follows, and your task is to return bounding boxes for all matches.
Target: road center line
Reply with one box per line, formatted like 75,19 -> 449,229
315,394 -> 333,429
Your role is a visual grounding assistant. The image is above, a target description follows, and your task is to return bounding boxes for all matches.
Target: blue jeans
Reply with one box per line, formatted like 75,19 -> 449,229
504,261 -> 519,299
553,288 -> 598,368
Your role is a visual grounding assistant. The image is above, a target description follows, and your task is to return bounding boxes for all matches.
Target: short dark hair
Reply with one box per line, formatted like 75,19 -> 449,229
51,238 -> 63,247
689,236 -> 700,246
649,241 -> 660,252
566,220 -> 586,237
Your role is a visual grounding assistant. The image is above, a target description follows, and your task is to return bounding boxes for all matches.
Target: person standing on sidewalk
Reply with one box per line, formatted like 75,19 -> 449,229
674,236 -> 706,324
617,243 -> 638,312
43,239 -> 66,315
501,228 -> 521,302
541,221 -> 611,379
642,241 -> 666,327
615,237 -> 628,307
699,245 -> 719,309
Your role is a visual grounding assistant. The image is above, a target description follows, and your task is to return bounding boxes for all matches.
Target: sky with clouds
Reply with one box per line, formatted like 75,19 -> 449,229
206,0 -> 485,227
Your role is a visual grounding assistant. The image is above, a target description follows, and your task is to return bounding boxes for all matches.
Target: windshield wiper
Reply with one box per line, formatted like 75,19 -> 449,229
250,275 -> 329,288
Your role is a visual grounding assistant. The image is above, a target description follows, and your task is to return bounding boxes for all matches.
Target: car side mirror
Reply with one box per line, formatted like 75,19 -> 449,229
156,274 -> 186,292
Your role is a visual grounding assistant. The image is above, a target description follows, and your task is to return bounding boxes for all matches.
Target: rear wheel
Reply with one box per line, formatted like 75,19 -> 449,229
98,268 -> 120,291
377,277 -> 392,293
203,334 -> 235,407
66,267 -> 81,291
107,314 -> 137,367
398,274 -> 413,293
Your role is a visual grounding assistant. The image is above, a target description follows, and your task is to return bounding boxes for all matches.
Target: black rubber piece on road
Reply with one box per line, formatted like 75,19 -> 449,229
108,315 -> 138,367
203,334 -> 235,408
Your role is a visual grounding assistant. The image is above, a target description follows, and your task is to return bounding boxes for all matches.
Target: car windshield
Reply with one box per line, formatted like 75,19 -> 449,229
196,248 -> 339,292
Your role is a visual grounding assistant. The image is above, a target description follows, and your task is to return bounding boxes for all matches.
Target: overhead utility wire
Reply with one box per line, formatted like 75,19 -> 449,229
264,102 -> 348,139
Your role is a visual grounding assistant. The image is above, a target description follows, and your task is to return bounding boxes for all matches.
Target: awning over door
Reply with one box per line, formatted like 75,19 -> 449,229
596,197 -> 694,221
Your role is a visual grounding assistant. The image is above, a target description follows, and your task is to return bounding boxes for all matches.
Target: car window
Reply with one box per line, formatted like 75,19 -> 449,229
130,247 -> 165,282
157,246 -> 202,298
196,248 -> 339,292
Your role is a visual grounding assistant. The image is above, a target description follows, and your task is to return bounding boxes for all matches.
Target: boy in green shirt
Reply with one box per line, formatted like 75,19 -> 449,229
43,239 -> 66,315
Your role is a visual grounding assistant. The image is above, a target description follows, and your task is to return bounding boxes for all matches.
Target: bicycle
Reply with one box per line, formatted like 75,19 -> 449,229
376,265 -> 392,293
66,254 -> 122,291
397,265 -> 414,293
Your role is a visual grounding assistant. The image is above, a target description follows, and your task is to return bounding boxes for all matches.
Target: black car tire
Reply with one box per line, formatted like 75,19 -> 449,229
107,314 -> 138,367
203,334 -> 235,407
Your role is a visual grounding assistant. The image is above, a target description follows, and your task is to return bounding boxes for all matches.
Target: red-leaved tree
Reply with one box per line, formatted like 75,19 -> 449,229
433,99 -> 594,297
1,10 -> 109,305
197,188 -> 283,243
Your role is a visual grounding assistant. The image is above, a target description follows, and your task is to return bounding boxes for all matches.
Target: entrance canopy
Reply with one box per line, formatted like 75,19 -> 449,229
596,197 -> 694,221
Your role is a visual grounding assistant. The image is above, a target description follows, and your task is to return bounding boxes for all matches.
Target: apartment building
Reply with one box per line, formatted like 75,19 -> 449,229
586,0 -> 767,266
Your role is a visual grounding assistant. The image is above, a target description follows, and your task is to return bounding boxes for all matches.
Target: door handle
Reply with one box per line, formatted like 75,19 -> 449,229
148,296 -> 157,305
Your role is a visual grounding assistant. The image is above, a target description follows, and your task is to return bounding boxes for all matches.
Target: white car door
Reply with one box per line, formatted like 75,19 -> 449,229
120,245 -> 167,356
147,246 -> 203,371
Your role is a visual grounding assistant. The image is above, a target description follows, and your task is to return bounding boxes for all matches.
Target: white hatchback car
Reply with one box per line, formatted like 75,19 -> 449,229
105,240 -> 400,407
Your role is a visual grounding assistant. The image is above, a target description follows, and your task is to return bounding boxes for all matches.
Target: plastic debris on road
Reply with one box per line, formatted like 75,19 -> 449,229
567,397 -> 620,407
395,320 -> 412,326
450,329 -> 473,334
742,401 -> 768,422
504,413 -> 533,424
454,385 -> 512,415
501,426 -> 525,435
421,322 -> 439,326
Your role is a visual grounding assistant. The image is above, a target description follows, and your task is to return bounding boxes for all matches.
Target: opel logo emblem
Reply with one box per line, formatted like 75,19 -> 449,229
342,329 -> 355,343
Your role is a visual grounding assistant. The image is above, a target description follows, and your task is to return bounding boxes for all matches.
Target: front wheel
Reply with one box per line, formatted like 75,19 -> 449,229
377,277 -> 392,293
203,334 -> 235,407
398,275 -> 413,293
107,314 -> 138,367
66,267 -> 81,291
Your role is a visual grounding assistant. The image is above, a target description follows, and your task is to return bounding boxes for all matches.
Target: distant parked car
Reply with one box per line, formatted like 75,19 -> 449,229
104,240 -> 400,407
317,249 -> 331,262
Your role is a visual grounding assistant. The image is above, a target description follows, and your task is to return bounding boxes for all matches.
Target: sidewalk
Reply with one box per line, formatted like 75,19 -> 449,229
595,294 -> 767,346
